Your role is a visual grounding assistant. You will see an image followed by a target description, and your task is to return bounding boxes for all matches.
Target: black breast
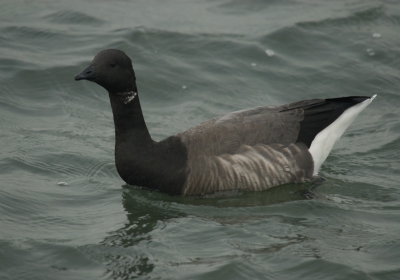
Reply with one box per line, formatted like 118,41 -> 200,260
115,135 -> 189,195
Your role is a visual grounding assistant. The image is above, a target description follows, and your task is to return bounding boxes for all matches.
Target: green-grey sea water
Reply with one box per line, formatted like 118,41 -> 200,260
1,0 -> 400,279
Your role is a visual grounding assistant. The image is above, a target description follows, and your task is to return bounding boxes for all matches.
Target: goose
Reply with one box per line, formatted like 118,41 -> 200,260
75,49 -> 376,196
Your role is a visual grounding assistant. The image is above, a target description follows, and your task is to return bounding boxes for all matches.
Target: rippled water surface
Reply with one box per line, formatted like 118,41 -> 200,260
1,0 -> 400,279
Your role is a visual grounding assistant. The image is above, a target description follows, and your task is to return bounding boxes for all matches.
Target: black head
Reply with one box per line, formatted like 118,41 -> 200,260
75,49 -> 137,94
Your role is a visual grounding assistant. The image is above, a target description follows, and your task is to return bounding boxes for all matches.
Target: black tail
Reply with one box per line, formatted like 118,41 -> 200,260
294,96 -> 371,148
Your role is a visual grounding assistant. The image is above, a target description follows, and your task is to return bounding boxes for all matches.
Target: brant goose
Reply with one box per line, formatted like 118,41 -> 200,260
75,49 -> 376,195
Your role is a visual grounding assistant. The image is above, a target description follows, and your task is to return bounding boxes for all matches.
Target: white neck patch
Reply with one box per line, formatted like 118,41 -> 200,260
118,91 -> 137,104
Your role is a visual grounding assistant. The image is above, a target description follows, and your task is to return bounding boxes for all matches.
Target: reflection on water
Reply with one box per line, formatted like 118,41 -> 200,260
93,188 -> 185,278
1,0 -> 400,279
92,183 -> 320,278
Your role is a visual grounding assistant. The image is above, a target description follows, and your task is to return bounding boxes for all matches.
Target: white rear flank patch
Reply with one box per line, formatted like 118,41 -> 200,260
309,95 -> 376,175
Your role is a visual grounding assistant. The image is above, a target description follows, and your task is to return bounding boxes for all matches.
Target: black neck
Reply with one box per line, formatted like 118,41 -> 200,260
109,91 -> 152,144
108,91 -> 187,194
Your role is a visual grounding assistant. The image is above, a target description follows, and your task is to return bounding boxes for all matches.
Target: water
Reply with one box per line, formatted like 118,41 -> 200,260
1,0 -> 400,279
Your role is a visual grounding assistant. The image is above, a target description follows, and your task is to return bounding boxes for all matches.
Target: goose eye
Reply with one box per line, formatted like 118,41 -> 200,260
110,63 -> 116,68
